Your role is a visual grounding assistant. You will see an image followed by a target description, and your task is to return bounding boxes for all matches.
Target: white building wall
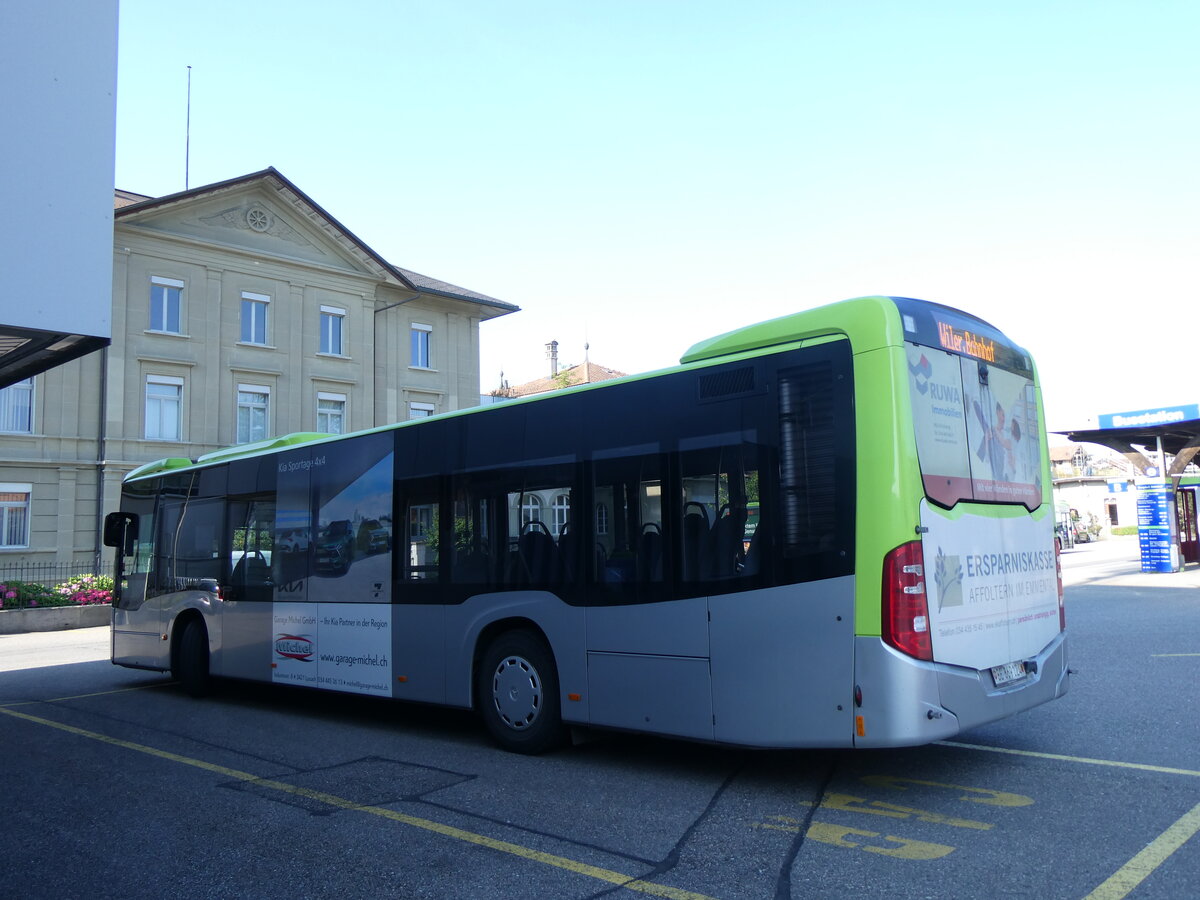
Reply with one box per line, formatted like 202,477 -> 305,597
1,1 -> 116,342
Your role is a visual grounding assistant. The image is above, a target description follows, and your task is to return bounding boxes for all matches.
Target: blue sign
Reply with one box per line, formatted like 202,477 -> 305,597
1135,481 -> 1177,573
1107,480 -> 1130,493
1099,404 -> 1200,430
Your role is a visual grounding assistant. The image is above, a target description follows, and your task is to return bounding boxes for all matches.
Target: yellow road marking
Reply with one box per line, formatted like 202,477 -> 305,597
794,793 -> 992,830
938,741 -> 1200,778
0,705 -> 714,900
1,682 -> 171,707
757,820 -> 955,860
1082,801 -> 1200,900
859,774 -> 1033,807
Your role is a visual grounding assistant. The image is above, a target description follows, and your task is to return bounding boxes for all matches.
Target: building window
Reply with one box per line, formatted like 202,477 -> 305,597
236,384 -> 270,444
409,402 -> 435,420
241,292 -> 270,345
317,392 -> 346,434
552,493 -> 571,537
0,378 -> 33,434
145,375 -> 183,441
595,502 -> 609,536
319,306 -> 346,355
520,495 -> 542,528
411,323 -> 432,369
0,484 -> 31,549
150,276 -> 184,334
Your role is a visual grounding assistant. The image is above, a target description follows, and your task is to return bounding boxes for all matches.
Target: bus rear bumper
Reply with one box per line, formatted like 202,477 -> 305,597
853,631 -> 1069,748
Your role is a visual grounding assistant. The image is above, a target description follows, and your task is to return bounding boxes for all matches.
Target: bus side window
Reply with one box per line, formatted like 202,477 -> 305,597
400,477 -> 441,582
679,444 -> 762,583
449,478 -> 494,585
229,497 -> 276,599
591,453 -> 664,598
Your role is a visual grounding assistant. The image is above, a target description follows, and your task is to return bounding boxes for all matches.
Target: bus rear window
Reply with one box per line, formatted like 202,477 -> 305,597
907,345 -> 1042,509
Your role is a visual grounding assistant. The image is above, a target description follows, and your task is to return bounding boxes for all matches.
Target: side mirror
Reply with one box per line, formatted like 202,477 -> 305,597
103,511 -> 138,556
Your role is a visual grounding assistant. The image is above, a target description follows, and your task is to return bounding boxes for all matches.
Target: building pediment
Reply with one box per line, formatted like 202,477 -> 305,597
115,168 -> 519,314
115,169 -> 407,286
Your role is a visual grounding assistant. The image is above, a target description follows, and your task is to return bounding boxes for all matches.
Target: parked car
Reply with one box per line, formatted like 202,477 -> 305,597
277,528 -> 310,554
315,520 -> 355,574
357,519 -> 391,554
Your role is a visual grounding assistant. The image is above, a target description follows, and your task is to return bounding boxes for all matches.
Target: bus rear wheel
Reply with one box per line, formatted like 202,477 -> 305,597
173,618 -> 210,697
477,630 -> 566,754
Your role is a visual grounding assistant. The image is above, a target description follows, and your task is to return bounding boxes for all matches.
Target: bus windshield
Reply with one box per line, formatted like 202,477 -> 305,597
900,302 -> 1043,510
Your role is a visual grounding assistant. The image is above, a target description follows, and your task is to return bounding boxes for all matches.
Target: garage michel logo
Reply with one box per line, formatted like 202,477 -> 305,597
274,634 -> 315,661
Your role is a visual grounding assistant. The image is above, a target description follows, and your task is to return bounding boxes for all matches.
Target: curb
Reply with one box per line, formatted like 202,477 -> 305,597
0,605 -> 111,635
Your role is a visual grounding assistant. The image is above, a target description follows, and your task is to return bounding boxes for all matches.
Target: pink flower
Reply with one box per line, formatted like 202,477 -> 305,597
4,591 -> 13,600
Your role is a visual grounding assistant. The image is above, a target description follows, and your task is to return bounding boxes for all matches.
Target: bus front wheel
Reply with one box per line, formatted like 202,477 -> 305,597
477,630 -> 566,754
173,618 -> 210,697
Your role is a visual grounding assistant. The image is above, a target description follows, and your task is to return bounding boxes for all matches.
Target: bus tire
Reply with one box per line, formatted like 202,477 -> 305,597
173,618 -> 210,698
477,630 -> 566,755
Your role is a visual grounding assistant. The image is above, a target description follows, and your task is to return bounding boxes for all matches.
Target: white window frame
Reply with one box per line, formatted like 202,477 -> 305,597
149,276 -> 184,335
520,495 -> 542,528
411,323 -> 433,369
552,493 -> 571,537
408,401 -> 435,420
145,375 -> 184,442
317,391 -> 347,434
240,291 -> 271,345
0,377 -> 34,434
319,305 -> 346,356
0,483 -> 32,549
236,383 -> 271,444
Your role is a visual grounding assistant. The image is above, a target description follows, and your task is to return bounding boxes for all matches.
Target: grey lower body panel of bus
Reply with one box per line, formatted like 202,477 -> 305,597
852,630 -> 1069,748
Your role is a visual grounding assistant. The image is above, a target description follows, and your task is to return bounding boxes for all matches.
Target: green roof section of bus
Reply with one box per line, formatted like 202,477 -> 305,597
124,457 -> 196,481
679,295 -> 905,364
195,432 -> 332,465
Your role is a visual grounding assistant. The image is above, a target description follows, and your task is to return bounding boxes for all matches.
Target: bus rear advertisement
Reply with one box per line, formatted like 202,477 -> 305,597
104,295 -> 1068,753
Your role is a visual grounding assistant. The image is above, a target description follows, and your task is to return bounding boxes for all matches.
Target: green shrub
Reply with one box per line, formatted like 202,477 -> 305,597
54,574 -> 114,606
1111,526 -> 1139,536
0,580 -> 60,610
0,574 -> 114,610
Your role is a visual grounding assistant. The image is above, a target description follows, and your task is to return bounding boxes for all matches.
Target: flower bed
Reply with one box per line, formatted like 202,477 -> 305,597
0,573 -> 114,610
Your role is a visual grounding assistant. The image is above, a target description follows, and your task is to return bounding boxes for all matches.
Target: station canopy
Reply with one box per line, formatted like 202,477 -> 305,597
1060,405 -> 1200,479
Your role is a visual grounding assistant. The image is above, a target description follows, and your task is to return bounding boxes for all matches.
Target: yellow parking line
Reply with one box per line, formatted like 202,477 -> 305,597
1082,801 -> 1200,900
1,682 -> 171,707
938,741 -> 1200,778
0,705 -> 714,900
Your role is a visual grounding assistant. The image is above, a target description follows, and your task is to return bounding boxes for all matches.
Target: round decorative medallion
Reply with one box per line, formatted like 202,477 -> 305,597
246,208 -> 271,232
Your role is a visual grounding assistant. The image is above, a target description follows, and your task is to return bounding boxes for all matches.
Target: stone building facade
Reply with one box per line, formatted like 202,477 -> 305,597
0,168 -> 516,568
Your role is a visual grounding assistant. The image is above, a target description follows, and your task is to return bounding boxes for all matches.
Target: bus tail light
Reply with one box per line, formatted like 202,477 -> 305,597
1055,539 -> 1066,631
882,540 -> 932,661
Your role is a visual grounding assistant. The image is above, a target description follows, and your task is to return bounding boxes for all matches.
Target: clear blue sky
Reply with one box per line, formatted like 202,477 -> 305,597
115,0 -> 1199,432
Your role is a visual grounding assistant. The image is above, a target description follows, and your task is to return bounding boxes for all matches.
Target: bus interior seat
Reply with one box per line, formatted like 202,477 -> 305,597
682,502 -> 710,580
709,504 -> 747,578
557,522 -> 578,581
233,553 -> 272,586
519,521 -> 559,583
637,522 -> 663,582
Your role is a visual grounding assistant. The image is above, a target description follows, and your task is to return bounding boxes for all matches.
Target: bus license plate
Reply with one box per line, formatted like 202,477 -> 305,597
991,661 -> 1027,686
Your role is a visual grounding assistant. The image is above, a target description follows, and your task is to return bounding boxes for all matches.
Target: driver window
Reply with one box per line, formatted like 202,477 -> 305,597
229,497 -> 276,597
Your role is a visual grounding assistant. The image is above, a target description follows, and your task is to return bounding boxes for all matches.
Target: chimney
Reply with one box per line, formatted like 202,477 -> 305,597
546,340 -> 559,378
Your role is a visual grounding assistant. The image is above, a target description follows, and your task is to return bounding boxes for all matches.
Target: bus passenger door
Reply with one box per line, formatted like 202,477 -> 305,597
109,500 -> 165,668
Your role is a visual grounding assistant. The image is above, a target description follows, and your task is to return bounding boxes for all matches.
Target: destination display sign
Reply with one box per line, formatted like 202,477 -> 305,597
891,297 -> 1032,376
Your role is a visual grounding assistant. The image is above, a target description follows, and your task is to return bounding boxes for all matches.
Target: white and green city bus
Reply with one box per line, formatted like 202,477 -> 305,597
103,296 -> 1068,753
